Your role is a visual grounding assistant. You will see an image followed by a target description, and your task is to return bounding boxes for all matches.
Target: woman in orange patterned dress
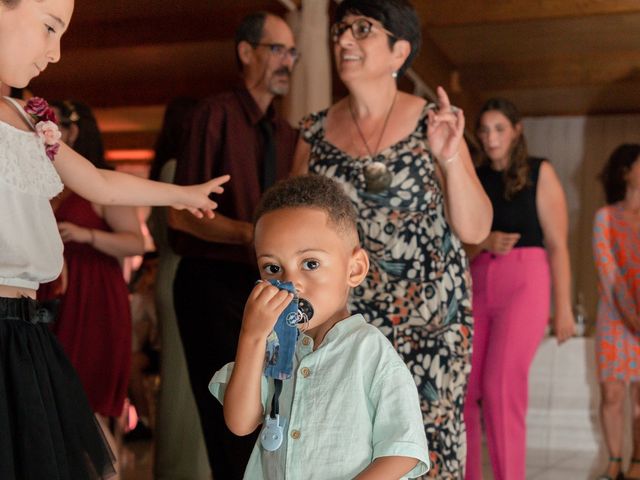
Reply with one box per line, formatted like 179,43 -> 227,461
594,143 -> 640,480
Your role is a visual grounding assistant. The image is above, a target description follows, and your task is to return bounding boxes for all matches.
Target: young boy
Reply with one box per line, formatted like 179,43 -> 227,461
209,175 -> 429,479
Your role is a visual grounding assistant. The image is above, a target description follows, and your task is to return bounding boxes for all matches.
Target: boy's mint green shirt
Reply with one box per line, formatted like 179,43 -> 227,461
209,314 -> 429,479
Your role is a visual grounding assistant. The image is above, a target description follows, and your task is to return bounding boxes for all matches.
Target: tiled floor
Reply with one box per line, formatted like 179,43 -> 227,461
524,449 -> 607,479
121,439 -> 608,479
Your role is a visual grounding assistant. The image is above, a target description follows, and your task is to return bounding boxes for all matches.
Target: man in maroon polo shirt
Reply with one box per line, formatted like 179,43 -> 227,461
168,12 -> 298,480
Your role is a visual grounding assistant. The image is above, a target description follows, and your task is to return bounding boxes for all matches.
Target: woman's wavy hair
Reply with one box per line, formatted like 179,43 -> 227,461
476,97 -> 530,199
599,143 -> 640,204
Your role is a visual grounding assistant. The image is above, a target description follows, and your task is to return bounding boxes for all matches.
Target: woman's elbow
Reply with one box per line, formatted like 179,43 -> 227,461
456,211 -> 492,244
458,224 -> 490,244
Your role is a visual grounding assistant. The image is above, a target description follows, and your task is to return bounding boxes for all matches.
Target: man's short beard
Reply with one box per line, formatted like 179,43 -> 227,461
269,80 -> 290,97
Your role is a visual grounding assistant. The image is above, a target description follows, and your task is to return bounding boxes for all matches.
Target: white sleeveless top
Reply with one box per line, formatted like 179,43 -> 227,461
0,97 -> 64,290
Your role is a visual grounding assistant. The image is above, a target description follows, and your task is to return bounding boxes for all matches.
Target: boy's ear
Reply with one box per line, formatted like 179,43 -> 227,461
347,247 -> 369,288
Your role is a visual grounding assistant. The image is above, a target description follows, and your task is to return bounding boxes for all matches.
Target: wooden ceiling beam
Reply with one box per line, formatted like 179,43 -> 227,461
483,81 -> 640,116
65,2 -> 296,49
418,0 -> 640,26
411,33 -> 484,121
462,53 -> 640,91
71,1 -> 290,23
31,41 -> 239,107
63,15 -> 239,49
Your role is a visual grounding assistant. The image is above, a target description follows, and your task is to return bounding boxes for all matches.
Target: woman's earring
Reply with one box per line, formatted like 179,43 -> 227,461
391,71 -> 398,79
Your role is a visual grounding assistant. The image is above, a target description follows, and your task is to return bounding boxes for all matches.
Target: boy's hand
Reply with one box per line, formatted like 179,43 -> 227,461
241,281 -> 293,341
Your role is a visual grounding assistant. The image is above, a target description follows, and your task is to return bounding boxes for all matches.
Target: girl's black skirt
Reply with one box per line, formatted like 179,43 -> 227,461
0,296 -> 115,479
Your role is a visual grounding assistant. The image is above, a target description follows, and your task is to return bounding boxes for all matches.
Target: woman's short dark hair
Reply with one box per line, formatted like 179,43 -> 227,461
51,99 -> 111,170
476,97 -> 531,199
234,12 -> 268,71
335,0 -> 421,78
600,143 -> 640,204
254,174 -> 358,237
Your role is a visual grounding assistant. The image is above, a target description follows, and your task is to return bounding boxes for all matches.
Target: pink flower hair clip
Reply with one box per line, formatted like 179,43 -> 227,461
25,97 -> 61,161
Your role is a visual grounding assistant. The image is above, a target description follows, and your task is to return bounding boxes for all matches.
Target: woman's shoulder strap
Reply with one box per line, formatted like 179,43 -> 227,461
2,96 -> 35,131
299,109 -> 328,144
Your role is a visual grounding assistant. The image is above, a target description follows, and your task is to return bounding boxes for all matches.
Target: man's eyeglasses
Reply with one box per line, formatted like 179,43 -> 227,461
331,18 -> 395,43
253,43 -> 300,63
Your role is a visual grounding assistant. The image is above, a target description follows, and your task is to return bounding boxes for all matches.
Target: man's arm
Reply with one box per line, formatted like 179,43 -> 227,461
168,209 -> 253,245
169,98 -> 255,245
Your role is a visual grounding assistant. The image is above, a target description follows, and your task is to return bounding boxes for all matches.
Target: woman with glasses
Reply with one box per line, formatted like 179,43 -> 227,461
291,0 -> 491,477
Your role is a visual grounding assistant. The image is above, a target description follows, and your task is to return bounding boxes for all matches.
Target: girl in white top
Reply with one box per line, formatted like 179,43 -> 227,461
0,0 -> 228,478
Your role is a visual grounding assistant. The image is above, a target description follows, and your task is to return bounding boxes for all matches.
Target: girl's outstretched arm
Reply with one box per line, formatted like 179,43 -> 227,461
53,142 -> 229,218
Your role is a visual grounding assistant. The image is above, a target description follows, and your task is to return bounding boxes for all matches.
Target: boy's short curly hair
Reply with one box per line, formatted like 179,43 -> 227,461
254,174 -> 358,236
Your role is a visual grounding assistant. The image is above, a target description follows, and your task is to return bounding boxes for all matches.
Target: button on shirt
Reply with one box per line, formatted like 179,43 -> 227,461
210,314 -> 429,479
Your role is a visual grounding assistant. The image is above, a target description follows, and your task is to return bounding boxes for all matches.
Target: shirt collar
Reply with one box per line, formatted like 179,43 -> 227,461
234,84 -> 276,126
299,314 -> 366,350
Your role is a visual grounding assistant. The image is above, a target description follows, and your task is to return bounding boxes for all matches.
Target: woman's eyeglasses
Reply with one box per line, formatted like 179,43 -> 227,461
253,43 -> 300,63
331,18 -> 395,44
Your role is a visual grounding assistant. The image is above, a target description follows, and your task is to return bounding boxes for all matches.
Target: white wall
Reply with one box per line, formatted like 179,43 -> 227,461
522,114 -> 640,324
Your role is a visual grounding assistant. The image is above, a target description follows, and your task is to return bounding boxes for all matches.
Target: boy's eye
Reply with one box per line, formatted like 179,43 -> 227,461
46,24 -> 56,34
263,264 -> 280,275
302,259 -> 320,271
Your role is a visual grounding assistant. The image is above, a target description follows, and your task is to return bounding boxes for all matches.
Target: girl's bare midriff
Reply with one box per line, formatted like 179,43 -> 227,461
0,285 -> 37,299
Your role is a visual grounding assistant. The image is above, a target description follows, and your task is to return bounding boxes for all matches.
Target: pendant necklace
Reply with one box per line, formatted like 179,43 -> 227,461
349,91 -> 398,194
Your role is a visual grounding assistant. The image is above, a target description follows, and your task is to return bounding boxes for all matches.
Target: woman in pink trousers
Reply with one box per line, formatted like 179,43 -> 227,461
464,98 -> 576,480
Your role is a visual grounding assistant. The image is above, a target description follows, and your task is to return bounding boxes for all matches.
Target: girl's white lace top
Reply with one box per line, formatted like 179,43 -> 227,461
0,120 -> 64,290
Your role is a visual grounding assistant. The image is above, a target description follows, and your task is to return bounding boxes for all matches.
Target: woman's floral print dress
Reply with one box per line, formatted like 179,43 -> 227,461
301,106 -> 473,478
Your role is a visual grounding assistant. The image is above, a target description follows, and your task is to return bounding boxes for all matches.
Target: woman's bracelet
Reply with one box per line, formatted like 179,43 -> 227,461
442,153 -> 459,166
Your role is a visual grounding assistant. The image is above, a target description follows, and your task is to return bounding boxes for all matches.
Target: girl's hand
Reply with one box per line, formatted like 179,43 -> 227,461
58,221 -> 93,244
172,174 -> 230,219
427,86 -> 465,168
553,307 -> 576,344
241,281 -> 293,341
484,231 -> 521,255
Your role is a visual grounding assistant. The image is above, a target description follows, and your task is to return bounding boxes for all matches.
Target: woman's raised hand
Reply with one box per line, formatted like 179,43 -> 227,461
426,86 -> 465,168
172,174 -> 231,219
